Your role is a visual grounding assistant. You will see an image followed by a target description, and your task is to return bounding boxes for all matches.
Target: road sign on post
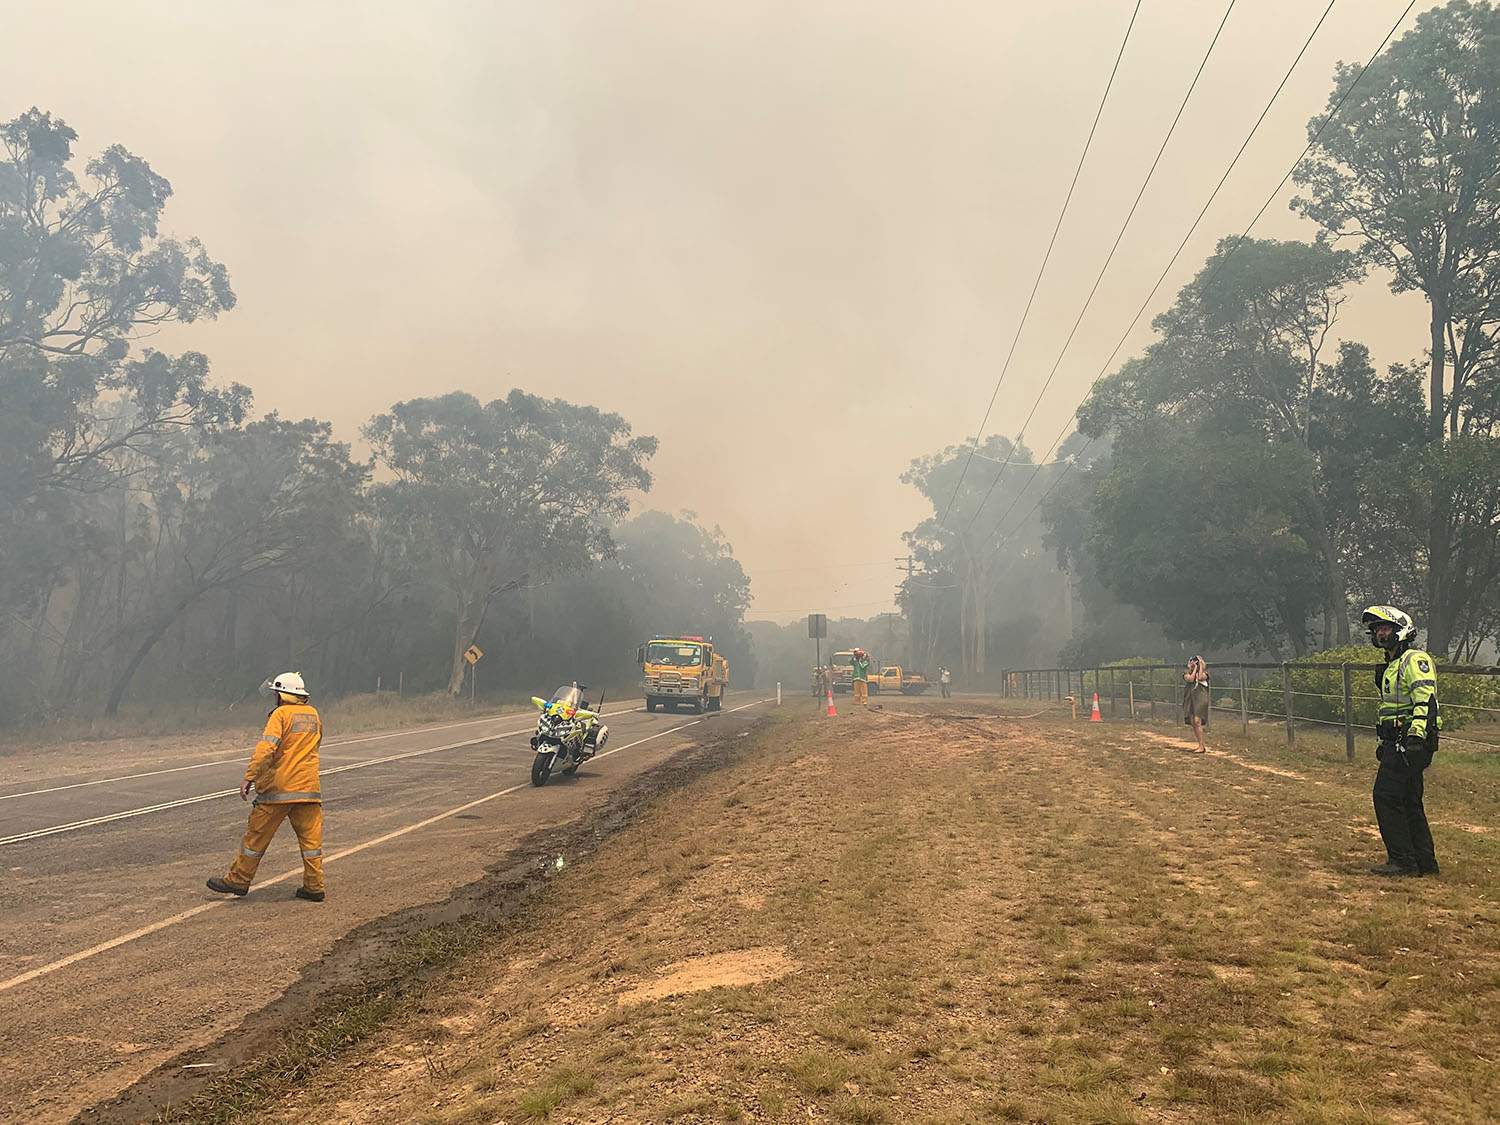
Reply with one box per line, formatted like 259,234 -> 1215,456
463,644 -> 484,665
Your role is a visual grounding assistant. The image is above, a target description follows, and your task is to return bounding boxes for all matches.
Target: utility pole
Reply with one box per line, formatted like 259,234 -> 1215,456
895,555 -> 923,666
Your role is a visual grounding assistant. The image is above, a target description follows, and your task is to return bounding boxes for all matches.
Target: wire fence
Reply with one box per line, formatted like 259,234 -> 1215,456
999,660 -> 1500,759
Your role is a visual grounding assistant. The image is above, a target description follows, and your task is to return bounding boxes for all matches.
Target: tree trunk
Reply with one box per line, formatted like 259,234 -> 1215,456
1427,298 -> 1453,655
958,571 -> 973,675
1251,610 -> 1283,661
1287,626 -> 1309,658
446,587 -> 500,696
973,577 -> 988,677
105,610 -> 181,716
54,566 -> 99,708
446,598 -> 476,696
1301,490 -> 1350,648
1322,556 -> 1351,646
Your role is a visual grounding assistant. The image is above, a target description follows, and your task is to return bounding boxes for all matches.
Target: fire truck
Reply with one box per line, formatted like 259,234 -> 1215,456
637,635 -> 730,714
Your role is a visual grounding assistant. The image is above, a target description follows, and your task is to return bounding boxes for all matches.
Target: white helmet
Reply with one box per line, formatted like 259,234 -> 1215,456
259,671 -> 309,699
1361,606 -> 1416,650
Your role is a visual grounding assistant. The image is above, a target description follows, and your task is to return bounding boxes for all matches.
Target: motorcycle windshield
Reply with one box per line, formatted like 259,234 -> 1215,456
544,685 -> 581,718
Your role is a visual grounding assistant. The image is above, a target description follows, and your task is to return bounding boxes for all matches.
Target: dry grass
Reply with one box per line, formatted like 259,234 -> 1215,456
220,701 -> 1498,1123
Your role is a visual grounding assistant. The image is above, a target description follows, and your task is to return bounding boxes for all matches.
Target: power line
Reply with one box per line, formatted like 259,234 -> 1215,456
937,0 -> 1144,529
978,0 -> 1421,562
1197,0 -> 1422,297
963,0 -> 1241,533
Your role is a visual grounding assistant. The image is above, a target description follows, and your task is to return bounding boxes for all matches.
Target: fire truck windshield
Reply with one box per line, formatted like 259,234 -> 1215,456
646,642 -> 703,667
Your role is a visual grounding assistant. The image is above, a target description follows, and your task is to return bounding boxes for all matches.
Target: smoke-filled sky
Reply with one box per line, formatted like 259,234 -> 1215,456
3,1 -> 1435,621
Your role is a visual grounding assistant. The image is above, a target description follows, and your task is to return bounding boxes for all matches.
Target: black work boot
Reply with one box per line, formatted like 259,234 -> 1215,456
1368,862 -> 1419,877
207,876 -> 249,896
295,887 -> 325,902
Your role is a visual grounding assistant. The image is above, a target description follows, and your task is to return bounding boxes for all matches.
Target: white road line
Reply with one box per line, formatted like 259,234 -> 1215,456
0,704 -> 648,848
0,705 -> 649,802
0,697 -> 769,994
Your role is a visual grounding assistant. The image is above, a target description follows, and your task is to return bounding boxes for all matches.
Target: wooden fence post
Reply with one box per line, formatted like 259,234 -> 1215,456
1149,666 -> 1157,721
1282,662 -> 1295,747
1238,665 -> 1247,735
1342,662 -> 1355,762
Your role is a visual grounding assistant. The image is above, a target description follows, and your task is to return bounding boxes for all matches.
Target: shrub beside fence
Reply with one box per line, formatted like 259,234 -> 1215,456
1001,655 -> 1500,759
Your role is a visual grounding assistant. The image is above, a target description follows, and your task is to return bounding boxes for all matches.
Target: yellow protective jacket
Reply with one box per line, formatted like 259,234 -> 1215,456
246,702 -> 323,803
1377,648 -> 1439,743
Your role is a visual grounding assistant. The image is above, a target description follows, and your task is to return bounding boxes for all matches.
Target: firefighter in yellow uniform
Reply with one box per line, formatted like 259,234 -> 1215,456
1362,606 -> 1440,878
207,671 -> 326,901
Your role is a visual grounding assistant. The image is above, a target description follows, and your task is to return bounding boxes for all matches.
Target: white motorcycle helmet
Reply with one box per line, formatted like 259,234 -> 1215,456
259,671 -> 310,699
1361,606 -> 1416,652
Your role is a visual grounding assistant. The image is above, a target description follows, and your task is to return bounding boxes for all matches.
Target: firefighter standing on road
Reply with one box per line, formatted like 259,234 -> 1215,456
207,672 -> 326,901
1363,606 -> 1440,878
851,648 -> 871,706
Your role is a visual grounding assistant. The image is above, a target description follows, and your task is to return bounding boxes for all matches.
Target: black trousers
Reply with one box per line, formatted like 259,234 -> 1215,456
1373,745 -> 1438,873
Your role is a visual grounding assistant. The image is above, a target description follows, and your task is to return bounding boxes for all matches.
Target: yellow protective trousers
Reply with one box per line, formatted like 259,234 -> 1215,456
853,680 -> 868,704
225,802 -> 324,892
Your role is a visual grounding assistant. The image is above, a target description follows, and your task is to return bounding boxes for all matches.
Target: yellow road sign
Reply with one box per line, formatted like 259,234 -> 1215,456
463,644 -> 484,665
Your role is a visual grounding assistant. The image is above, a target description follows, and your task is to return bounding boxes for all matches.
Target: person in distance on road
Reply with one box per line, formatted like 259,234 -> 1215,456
206,672 -> 327,901
939,665 -> 952,699
1363,606 -> 1440,878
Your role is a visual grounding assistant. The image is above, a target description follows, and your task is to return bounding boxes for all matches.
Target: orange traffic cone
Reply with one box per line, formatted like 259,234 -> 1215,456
1089,692 -> 1102,722
826,689 -> 837,717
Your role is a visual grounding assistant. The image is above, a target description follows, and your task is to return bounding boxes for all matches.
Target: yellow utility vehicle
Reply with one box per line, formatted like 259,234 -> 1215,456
638,635 -> 729,714
876,665 -> 930,695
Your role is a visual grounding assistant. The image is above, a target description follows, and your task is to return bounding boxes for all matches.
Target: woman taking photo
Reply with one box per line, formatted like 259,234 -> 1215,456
1183,656 -> 1210,753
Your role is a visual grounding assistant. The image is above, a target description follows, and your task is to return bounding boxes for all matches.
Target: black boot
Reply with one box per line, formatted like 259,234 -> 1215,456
1368,862 -> 1419,877
207,876 -> 249,896
295,887 -> 325,902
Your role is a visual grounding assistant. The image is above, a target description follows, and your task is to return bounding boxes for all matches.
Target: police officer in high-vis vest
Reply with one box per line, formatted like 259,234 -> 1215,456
1362,606 -> 1440,877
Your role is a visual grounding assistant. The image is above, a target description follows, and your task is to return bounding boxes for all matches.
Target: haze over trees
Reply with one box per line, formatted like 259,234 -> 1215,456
903,2 -> 1500,670
0,110 -> 752,724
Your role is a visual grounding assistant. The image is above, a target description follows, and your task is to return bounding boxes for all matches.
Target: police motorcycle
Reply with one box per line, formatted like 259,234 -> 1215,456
529,682 -> 608,786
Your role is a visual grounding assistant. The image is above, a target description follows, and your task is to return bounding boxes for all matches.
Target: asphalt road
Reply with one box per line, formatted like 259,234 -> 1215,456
0,693 -> 769,1123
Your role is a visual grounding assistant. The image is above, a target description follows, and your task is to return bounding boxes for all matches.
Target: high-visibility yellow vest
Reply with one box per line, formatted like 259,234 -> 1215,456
1377,649 -> 1438,742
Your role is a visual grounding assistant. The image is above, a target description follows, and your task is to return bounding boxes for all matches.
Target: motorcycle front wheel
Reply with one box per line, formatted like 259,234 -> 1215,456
531,751 -> 556,787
